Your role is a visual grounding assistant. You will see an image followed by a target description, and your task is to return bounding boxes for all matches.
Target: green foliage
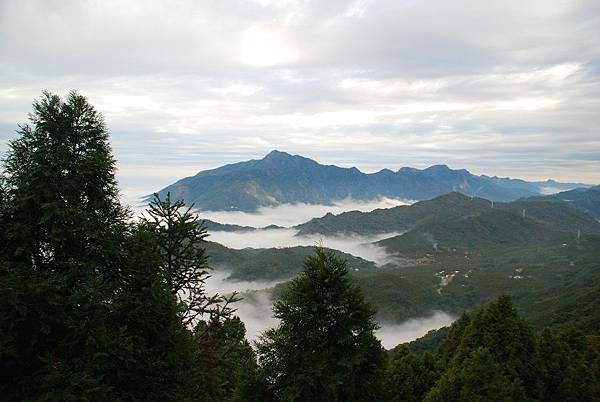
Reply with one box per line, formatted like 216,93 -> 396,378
445,296 -> 541,399
386,346 -> 439,402
537,327 -> 600,401
143,193 -> 238,325
257,248 -> 387,402
0,92 -> 244,401
0,91 -> 126,400
191,316 -> 262,402
1,90 -> 127,271
296,191 -> 600,237
526,185 -> 600,220
388,296 -> 600,402
205,241 -> 376,282
2,92 -> 599,401
425,347 -> 515,402
104,224 -> 196,401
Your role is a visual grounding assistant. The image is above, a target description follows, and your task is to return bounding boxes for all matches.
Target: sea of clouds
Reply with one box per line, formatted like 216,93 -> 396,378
195,197 -> 411,228
208,228 -> 401,266
129,194 -> 454,348
206,270 -> 455,349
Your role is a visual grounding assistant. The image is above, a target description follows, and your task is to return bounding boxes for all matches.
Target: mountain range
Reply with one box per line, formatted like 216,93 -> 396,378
525,185 -> 600,219
206,190 -> 600,332
295,190 -> 600,236
156,151 -> 591,212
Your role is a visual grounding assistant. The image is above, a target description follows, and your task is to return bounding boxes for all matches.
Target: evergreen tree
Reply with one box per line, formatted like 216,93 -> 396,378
537,326 -> 600,401
0,91 -> 127,400
1,90 -> 127,270
448,295 -> 542,399
387,346 -> 439,402
425,347 -> 514,402
191,316 -> 261,402
105,223 -> 196,401
142,193 -> 237,325
256,248 -> 387,402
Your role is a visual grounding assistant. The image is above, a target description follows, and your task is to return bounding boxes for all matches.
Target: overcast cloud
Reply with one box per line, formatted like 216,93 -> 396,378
1,0 -> 599,195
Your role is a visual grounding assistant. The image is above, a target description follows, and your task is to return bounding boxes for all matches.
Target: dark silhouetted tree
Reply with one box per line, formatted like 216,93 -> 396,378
0,91 -> 127,400
425,347 -> 514,402
387,345 -> 439,402
257,248 -> 386,402
142,193 -> 238,325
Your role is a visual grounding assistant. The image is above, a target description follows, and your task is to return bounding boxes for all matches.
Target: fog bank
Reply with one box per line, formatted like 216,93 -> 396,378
376,312 -> 455,349
209,228 -> 400,266
206,269 -> 453,348
196,197 -> 411,228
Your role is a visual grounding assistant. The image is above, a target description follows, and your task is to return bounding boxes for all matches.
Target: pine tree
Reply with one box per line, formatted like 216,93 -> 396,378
104,223 -> 196,401
256,248 -> 387,402
537,326 -> 600,401
387,346 -> 439,402
0,91 -> 127,399
422,296 -> 543,401
425,347 -> 514,402
191,316 -> 260,402
142,193 -> 238,325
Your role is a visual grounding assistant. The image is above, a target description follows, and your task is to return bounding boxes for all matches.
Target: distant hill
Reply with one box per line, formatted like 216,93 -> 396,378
201,219 -> 284,232
296,192 -> 600,236
156,150 -> 591,212
523,185 -> 600,220
376,208 -> 577,256
201,190 -> 600,332
201,219 -> 255,232
205,241 -> 377,281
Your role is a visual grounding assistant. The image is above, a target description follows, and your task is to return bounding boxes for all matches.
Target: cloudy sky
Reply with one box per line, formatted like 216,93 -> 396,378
1,0 -> 599,198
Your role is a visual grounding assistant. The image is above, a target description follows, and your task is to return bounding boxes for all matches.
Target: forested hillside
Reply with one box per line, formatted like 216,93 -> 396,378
296,191 -> 600,236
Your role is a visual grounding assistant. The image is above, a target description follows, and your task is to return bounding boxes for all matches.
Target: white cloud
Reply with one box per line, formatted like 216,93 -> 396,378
1,0 -> 599,187
196,197 -> 411,227
206,268 -> 455,347
208,228 -> 399,266
376,312 -> 455,349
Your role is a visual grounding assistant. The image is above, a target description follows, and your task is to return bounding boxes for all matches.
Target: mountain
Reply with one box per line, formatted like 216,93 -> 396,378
202,192 -> 600,332
376,207 -> 577,256
296,192 -> 600,236
156,151 -> 591,212
205,241 -> 377,281
523,185 -> 600,220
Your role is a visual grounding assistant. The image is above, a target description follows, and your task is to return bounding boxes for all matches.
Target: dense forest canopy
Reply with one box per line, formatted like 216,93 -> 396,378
0,92 -> 599,401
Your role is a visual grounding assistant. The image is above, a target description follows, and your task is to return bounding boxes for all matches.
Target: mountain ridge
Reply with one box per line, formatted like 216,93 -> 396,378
157,150 -> 592,211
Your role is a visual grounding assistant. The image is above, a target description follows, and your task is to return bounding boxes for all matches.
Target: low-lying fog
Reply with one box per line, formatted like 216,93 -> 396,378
376,312 -> 455,349
206,270 -> 454,349
196,197 -> 411,228
200,197 -> 410,266
209,228 -> 401,266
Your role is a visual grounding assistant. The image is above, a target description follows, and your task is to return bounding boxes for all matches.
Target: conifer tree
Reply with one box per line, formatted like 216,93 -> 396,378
0,91 -> 127,400
387,346 -> 439,402
423,296 -> 541,401
105,223 -> 196,401
257,248 -> 387,402
142,193 -> 238,325
425,347 -> 514,402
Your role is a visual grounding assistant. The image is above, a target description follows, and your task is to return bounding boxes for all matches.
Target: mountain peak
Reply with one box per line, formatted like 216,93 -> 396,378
157,151 -> 581,212
263,150 -> 292,160
425,164 -> 451,171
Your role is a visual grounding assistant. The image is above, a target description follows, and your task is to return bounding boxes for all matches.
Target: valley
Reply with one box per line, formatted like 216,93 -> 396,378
190,186 -> 600,348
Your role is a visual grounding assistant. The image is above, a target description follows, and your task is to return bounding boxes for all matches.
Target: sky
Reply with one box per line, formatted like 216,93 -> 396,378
1,0 -> 600,199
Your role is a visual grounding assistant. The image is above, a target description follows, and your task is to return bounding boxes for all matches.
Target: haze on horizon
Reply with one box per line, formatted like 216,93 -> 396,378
1,0 -> 599,196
